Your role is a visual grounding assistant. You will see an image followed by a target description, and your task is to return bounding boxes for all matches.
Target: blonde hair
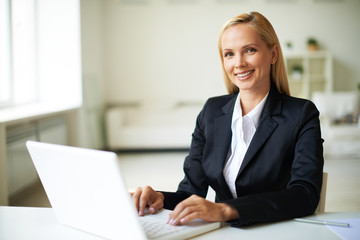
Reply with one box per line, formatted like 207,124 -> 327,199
218,12 -> 290,95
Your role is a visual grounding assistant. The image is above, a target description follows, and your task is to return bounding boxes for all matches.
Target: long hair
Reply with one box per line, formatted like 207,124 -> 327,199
218,12 -> 290,95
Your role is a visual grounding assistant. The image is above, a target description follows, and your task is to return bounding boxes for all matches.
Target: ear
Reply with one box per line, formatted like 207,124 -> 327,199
271,44 -> 279,63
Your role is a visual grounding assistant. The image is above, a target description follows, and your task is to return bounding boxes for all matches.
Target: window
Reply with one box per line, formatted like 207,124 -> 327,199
0,0 -> 11,107
11,0 -> 37,105
0,0 -> 82,110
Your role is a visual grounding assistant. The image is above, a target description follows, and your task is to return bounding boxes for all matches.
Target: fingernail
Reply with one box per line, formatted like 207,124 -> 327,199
170,219 -> 177,225
138,210 -> 143,216
180,218 -> 186,223
149,207 -> 155,213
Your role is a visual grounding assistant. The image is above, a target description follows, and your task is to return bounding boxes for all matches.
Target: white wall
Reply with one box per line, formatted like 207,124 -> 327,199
80,0 -> 106,148
92,0 -> 360,105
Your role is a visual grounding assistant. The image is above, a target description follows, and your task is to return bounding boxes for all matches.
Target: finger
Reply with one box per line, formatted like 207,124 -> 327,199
171,195 -> 200,217
174,205 -> 200,225
174,201 -> 231,224
149,192 -> 164,214
138,186 -> 154,216
131,187 -> 143,212
168,201 -> 186,223
179,211 -> 201,225
169,196 -> 199,225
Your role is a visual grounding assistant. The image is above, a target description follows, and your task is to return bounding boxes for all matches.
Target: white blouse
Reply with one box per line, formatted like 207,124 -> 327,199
223,92 -> 269,198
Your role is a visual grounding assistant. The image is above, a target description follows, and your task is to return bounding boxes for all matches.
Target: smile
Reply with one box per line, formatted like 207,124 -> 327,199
236,70 -> 254,78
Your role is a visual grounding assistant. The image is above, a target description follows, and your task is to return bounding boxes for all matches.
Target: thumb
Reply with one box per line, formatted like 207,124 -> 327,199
149,193 -> 164,214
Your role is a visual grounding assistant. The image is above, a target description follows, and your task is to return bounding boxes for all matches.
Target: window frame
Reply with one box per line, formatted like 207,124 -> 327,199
0,0 -> 12,108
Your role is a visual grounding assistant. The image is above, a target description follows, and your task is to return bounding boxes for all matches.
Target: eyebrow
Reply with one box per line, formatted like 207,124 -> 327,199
222,43 -> 260,51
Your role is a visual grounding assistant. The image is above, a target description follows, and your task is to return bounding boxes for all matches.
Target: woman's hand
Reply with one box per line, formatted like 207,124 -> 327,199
167,195 -> 239,225
131,186 -> 164,216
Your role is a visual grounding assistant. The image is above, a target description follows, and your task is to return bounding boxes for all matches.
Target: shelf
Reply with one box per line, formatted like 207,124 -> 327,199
288,79 -> 304,83
285,51 -> 333,99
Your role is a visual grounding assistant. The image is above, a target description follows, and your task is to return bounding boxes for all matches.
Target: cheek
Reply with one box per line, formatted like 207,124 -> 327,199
254,57 -> 271,74
223,60 -> 233,75
261,59 -> 272,74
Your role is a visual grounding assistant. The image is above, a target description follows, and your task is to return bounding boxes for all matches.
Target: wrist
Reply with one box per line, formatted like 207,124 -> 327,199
157,191 -> 165,202
219,203 -> 239,222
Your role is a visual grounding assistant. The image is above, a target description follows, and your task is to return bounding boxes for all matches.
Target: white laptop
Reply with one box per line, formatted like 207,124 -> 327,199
26,141 -> 220,240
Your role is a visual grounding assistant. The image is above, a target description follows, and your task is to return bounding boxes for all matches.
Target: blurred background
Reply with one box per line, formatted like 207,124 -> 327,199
1,0 -> 359,212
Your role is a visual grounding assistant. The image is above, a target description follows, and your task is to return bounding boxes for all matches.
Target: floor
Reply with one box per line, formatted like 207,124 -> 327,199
9,152 -> 360,213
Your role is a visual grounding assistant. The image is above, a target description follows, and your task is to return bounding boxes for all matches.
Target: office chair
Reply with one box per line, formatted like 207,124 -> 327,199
316,172 -> 328,213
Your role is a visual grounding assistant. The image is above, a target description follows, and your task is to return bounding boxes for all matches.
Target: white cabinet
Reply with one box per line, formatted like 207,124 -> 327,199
6,117 -> 67,197
285,51 -> 333,99
0,106 -> 80,205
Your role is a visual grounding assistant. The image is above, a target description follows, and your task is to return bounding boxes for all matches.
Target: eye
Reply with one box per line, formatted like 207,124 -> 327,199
245,47 -> 257,54
224,51 -> 234,58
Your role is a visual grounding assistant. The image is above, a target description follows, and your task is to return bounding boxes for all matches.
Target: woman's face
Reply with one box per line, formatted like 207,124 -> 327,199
221,23 -> 277,95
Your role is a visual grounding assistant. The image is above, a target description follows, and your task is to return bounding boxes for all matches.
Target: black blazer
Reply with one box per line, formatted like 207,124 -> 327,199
162,84 -> 324,227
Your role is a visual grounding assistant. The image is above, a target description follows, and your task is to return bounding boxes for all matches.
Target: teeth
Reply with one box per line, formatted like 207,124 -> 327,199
237,71 -> 253,78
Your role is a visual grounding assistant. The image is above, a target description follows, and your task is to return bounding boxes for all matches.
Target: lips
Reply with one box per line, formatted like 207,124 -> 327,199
236,70 -> 254,78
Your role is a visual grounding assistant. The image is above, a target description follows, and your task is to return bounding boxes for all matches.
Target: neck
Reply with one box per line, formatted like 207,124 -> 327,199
239,85 -> 270,116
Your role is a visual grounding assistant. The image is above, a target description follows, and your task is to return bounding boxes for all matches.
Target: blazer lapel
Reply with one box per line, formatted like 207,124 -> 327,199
214,96 -> 236,197
238,84 -> 281,177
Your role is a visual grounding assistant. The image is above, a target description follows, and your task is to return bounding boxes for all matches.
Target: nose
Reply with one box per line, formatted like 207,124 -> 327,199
234,55 -> 246,68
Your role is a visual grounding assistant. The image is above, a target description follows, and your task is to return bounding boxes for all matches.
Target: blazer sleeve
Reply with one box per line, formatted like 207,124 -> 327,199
224,100 -> 324,227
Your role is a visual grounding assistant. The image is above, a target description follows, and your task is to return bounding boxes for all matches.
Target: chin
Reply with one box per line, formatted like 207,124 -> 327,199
235,82 -> 255,92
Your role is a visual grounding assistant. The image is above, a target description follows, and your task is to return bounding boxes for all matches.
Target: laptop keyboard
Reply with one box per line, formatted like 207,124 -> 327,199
139,217 -> 186,239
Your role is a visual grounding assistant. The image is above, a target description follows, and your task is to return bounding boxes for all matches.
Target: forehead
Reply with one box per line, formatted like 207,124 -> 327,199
221,23 -> 263,48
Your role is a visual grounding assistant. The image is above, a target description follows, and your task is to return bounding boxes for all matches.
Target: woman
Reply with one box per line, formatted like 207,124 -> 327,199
132,11 -> 324,227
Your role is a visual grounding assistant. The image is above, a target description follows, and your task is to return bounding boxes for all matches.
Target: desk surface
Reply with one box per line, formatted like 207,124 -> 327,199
0,206 -> 358,240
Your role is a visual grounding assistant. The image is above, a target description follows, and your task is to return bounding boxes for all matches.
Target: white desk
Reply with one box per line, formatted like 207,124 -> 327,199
0,207 -> 358,240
